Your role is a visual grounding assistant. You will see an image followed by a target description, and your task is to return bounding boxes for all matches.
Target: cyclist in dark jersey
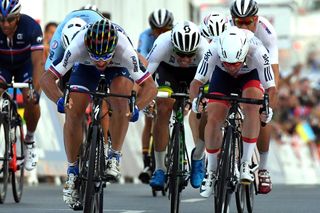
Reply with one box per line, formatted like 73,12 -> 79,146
0,0 -> 44,171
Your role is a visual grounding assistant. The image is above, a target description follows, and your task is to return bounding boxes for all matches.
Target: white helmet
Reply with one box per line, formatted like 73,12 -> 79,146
61,17 -> 86,49
218,26 -> 249,63
200,13 -> 226,39
82,4 -> 98,11
171,21 -> 200,53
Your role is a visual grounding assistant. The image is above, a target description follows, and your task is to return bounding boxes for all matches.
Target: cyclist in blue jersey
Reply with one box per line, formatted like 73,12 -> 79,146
0,0 -> 43,171
137,8 -> 174,184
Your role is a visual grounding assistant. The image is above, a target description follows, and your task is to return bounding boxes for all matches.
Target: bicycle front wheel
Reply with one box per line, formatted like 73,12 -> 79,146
83,125 -> 104,213
11,119 -> 25,203
169,123 -> 181,213
215,126 -> 233,213
0,119 -> 10,204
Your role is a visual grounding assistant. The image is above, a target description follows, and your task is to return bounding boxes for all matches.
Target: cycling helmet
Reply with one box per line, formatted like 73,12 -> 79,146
171,21 -> 200,53
61,17 -> 86,49
84,19 -> 118,57
230,0 -> 258,18
200,13 -> 226,39
218,26 -> 249,63
0,0 -> 21,17
148,8 -> 174,29
81,4 -> 98,11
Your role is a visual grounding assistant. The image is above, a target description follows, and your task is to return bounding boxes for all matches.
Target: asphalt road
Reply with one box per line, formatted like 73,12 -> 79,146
0,183 -> 319,213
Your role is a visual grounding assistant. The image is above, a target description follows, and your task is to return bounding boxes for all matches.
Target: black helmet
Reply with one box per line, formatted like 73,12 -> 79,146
148,8 -> 174,29
230,0 -> 258,18
84,19 -> 118,57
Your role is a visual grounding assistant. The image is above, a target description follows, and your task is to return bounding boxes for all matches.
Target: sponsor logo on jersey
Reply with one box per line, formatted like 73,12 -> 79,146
63,50 -> 71,68
17,33 -> 23,40
203,49 -> 212,61
264,66 -> 273,81
51,40 -> 58,49
262,54 -> 269,66
49,50 -> 54,60
131,56 -> 138,72
36,36 -> 43,43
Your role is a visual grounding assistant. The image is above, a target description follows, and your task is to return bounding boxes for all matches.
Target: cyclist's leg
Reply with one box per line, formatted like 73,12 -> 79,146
14,61 -> 40,171
106,68 -> 134,180
63,64 -> 99,209
257,126 -> 272,193
200,69 -> 231,197
240,73 -> 263,184
150,64 -> 176,189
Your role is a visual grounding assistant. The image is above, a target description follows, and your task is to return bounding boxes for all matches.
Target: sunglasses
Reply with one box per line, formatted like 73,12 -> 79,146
89,52 -> 113,62
173,48 -> 196,58
0,15 -> 17,23
234,17 -> 255,26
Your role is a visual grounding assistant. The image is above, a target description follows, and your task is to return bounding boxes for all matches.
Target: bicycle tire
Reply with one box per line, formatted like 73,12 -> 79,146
235,184 -> 245,213
11,118 -> 24,203
169,123 -> 181,213
84,125 -> 102,213
0,119 -> 10,204
215,126 -> 233,213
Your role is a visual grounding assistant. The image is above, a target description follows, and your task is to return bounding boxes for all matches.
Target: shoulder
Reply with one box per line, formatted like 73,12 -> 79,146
19,14 -> 41,28
256,16 -> 277,36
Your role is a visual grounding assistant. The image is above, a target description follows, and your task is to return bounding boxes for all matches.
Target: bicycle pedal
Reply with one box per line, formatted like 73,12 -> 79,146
151,185 -> 165,191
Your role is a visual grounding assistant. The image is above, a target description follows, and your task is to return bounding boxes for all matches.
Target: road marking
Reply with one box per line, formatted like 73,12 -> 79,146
182,198 -> 207,203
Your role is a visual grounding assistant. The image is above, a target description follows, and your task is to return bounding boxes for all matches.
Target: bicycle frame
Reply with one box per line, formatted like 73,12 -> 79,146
157,90 -> 191,213
0,80 -> 33,204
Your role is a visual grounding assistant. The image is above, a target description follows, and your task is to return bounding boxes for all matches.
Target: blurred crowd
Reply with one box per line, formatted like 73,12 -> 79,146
273,48 -> 320,161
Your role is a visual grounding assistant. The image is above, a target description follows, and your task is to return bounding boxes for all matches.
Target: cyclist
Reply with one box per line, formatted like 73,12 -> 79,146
147,21 -> 209,190
190,26 -> 276,197
199,12 -> 227,43
137,8 -> 174,184
0,0 -> 43,171
228,0 -> 279,194
40,19 -> 157,209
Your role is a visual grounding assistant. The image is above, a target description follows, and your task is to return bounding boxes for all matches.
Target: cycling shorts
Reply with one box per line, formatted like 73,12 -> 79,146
69,64 -> 133,93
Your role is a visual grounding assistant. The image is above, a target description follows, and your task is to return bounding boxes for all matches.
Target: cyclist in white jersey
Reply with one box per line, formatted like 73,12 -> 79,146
190,26 -> 276,197
147,21 -> 209,190
40,19 -> 157,209
227,0 -> 279,194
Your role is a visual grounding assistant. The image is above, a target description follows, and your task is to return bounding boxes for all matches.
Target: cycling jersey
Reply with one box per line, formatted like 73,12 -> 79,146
195,32 -> 275,90
0,14 -> 43,70
48,26 -> 149,85
146,31 -> 209,75
226,15 -> 278,65
45,9 -> 132,71
137,28 -> 156,58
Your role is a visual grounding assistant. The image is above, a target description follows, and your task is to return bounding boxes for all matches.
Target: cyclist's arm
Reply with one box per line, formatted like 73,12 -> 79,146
190,79 -> 205,101
136,76 -> 157,110
31,49 -> 44,92
40,70 -> 63,104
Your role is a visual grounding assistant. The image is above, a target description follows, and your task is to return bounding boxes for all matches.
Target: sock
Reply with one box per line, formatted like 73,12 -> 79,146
67,161 -> 79,175
259,151 -> 269,170
206,148 -> 219,172
192,139 -> 206,160
154,151 -> 166,172
241,137 -> 257,163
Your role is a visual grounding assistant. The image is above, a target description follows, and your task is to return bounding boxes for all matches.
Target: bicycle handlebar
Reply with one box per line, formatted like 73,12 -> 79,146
0,80 -> 33,89
157,91 -> 189,99
196,86 -> 269,126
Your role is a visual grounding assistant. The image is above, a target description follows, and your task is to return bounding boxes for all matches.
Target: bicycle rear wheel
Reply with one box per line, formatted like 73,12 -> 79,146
11,117 -> 24,203
214,126 -> 233,213
0,119 -> 9,204
169,123 -> 181,213
245,148 -> 259,213
83,125 -> 104,213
